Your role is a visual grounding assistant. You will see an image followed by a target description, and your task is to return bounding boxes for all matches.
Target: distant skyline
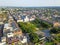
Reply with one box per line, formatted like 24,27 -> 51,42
0,0 -> 60,7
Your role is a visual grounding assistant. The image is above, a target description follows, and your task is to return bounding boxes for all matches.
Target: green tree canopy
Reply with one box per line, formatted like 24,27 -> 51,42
29,33 -> 39,43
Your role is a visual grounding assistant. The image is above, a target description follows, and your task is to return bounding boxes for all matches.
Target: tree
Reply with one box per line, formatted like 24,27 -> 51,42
31,18 -> 52,29
50,27 -> 60,34
29,33 -> 39,43
1,8 -> 5,11
40,21 -> 52,28
45,42 -> 54,45
35,43 -> 40,45
55,34 -> 60,42
18,22 -> 36,33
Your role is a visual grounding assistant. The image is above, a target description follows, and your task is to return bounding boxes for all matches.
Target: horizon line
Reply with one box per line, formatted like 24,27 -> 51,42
0,6 -> 60,7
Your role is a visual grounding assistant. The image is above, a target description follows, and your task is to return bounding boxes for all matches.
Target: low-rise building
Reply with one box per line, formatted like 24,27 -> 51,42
1,37 -> 6,42
7,32 -> 14,38
53,22 -> 60,27
0,42 -> 6,45
3,23 -> 13,35
13,30 -> 22,36
20,36 -> 27,43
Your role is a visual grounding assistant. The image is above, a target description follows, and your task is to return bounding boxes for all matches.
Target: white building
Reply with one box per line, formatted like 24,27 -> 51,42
0,22 -> 4,24
7,32 -> 14,38
4,23 -> 10,30
8,15 -> 13,20
17,15 -> 35,22
1,37 -> 6,42
17,19 -> 23,22
24,16 -> 29,22
20,36 -> 27,43
30,17 -> 35,21
3,23 -> 13,34
0,42 -> 6,45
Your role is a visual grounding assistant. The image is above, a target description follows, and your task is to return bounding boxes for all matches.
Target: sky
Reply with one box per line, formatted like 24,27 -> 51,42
0,0 -> 60,7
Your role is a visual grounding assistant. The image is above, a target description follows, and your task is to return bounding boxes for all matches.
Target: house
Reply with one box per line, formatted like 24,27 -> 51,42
4,23 -> 11,30
8,15 -> 13,21
7,37 -> 19,44
20,36 -> 27,43
3,23 -> 13,35
15,15 -> 29,22
22,15 -> 29,22
1,37 -> 6,42
53,22 -> 60,27
6,32 -> 27,44
13,30 -> 22,36
7,32 -> 14,38
29,15 -> 35,21
14,34 -> 27,44
3,21 -> 20,34
0,42 -> 6,45
0,22 -> 4,24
